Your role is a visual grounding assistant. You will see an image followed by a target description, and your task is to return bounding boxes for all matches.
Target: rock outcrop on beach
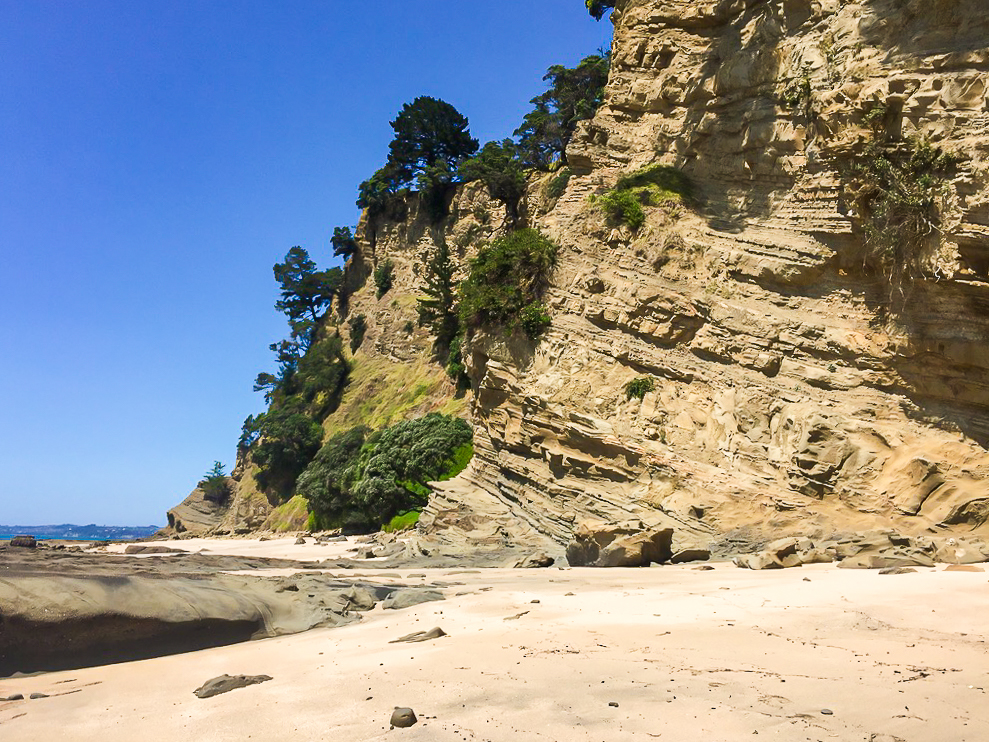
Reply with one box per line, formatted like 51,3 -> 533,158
164,0 -> 989,558
0,547 -> 447,676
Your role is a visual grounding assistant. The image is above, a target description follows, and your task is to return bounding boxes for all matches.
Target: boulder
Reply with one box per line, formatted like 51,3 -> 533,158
382,589 -> 445,611
734,552 -> 786,570
124,545 -> 184,555
390,707 -> 418,728
838,549 -> 935,570
9,535 -> 37,549
670,548 -> 711,564
934,538 -> 988,565
566,520 -> 673,567
514,551 -> 555,568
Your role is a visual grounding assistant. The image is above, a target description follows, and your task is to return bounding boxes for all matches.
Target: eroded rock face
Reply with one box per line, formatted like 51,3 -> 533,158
566,520 -> 674,567
161,1 -> 989,552
415,0 -> 989,551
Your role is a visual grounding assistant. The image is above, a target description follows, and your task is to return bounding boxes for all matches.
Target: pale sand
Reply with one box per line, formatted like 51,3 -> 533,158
102,535 -> 365,562
3,541 -> 988,741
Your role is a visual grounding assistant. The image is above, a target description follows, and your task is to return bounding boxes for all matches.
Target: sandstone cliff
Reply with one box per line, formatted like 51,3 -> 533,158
167,0 -> 989,555
418,0 -> 989,555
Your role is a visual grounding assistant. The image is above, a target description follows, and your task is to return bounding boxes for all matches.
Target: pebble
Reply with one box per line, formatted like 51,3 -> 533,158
609,701 -> 619,707
390,707 -> 418,728
821,709 -> 833,715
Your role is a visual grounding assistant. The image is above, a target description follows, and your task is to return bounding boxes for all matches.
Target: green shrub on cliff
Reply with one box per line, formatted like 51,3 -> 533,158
624,376 -> 655,400
299,413 -> 473,532
592,163 -> 693,231
595,188 -> 646,230
847,110 -> 959,296
199,461 -> 230,504
458,228 -> 558,339
348,314 -> 367,353
374,259 -> 394,298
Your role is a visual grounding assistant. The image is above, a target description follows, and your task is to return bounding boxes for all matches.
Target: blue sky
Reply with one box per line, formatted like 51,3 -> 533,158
0,1 -> 612,525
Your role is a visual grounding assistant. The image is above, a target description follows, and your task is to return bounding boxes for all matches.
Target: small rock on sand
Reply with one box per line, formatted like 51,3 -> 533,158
29,693 -> 48,699
879,567 -> 917,575
389,627 -> 447,644
390,707 -> 418,728
193,674 -> 273,699
2,694 -> 24,701
382,589 -> 445,610
124,545 -> 184,555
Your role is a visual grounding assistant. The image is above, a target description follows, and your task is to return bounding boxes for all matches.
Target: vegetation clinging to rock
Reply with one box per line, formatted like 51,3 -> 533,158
458,140 -> 527,223
848,108 -> 959,296
198,461 -> 230,504
515,53 -> 610,169
299,413 -> 473,532
374,259 -> 394,298
592,163 -> 693,231
458,228 -> 559,339
348,314 -> 367,353
624,376 -> 655,400
586,0 -> 616,20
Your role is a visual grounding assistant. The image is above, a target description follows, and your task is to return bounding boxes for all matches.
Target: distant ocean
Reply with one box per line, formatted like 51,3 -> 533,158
0,524 -> 162,542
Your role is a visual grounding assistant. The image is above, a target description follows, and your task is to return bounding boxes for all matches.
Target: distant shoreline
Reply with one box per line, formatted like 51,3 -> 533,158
0,525 -> 161,542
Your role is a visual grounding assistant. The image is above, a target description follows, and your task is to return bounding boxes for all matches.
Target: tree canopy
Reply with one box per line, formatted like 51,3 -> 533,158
458,140 -> 527,221
586,0 -> 616,20
273,246 -> 343,327
198,461 -> 230,504
386,96 -> 478,186
331,226 -> 358,260
357,97 -> 478,221
515,53 -> 610,168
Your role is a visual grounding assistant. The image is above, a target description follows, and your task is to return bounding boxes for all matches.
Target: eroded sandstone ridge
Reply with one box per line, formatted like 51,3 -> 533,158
418,0 -> 989,554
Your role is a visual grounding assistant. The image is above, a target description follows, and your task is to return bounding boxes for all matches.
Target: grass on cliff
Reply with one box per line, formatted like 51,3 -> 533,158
848,103 -> 960,298
322,354 -> 465,440
261,495 -> 310,532
592,163 -> 693,231
383,510 -> 421,533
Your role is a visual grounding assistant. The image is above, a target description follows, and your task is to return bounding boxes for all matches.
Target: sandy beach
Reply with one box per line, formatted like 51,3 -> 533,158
2,538 -> 987,741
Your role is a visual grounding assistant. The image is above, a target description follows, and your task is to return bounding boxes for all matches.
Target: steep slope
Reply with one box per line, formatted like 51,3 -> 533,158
167,0 -> 989,554
418,0 -> 989,553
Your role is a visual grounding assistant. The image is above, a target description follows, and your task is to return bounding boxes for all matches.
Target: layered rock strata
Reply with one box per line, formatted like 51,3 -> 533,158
419,0 -> 989,551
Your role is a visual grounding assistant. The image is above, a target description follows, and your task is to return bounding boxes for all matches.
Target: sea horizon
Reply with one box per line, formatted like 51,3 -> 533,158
1,523 -> 162,542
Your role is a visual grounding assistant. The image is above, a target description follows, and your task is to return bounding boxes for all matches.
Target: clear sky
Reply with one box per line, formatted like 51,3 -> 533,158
0,1 -> 612,525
